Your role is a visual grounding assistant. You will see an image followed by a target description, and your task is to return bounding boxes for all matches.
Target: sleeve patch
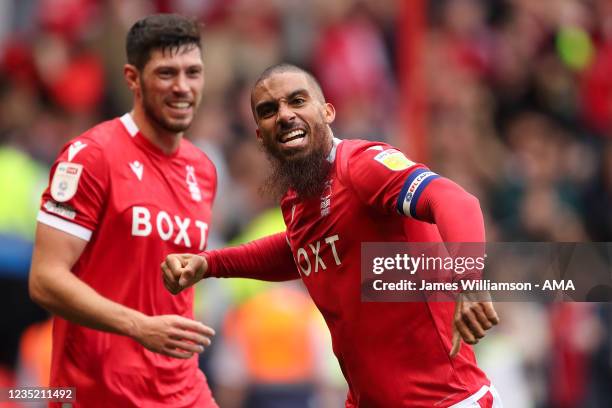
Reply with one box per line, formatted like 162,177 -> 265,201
373,149 -> 415,171
43,200 -> 77,220
396,168 -> 440,217
50,162 -> 83,202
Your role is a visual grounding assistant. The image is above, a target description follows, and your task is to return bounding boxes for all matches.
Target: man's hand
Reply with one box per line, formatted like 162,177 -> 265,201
161,253 -> 207,295
132,314 -> 215,359
450,291 -> 499,357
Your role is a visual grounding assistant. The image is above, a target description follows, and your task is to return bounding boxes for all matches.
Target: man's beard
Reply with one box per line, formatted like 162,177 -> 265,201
141,80 -> 192,133
261,125 -> 332,200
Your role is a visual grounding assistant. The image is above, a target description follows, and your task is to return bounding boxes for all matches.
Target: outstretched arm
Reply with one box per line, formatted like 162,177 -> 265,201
342,142 -> 499,356
162,231 -> 300,294
30,223 -> 214,359
207,232 -> 299,280
414,177 -> 499,356
415,177 -> 484,242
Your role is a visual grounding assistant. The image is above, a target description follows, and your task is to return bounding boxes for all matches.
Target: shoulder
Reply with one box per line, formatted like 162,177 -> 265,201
337,139 -> 405,161
181,139 -> 215,166
58,118 -> 127,160
181,138 -> 209,158
79,117 -> 127,148
51,118 -> 132,181
335,139 -> 416,180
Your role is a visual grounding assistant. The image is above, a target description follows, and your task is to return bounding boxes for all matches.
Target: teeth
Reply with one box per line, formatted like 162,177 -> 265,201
281,129 -> 305,142
169,102 -> 190,109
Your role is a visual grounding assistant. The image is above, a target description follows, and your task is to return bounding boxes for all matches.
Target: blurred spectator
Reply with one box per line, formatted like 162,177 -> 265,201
0,144 -> 48,389
212,286 -> 323,408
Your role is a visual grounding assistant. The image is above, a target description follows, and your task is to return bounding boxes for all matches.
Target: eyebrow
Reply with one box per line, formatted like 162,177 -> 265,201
255,89 -> 310,113
288,89 -> 309,99
153,60 -> 203,71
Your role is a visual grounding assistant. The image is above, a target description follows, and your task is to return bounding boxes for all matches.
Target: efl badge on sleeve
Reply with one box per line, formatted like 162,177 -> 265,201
51,162 -> 83,202
374,149 -> 414,171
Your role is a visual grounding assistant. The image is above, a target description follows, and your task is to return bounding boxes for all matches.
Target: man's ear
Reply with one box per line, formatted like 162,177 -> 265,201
255,128 -> 263,143
324,102 -> 336,125
124,64 -> 140,94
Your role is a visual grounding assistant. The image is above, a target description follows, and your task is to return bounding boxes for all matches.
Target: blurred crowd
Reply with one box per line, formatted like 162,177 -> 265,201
1,0 -> 611,407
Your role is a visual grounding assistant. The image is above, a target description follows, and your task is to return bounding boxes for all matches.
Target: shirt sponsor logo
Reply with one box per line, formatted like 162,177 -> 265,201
50,162 -> 83,202
68,140 -> 87,161
374,149 -> 414,171
44,200 -> 76,220
129,160 -> 144,181
185,165 -> 202,202
131,206 -> 209,250
295,234 -> 342,277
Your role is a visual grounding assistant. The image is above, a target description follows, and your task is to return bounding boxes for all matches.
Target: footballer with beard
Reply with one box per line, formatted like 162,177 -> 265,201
163,64 -> 502,408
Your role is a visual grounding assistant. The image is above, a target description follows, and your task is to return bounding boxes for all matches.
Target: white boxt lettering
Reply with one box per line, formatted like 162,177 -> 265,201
132,206 -> 152,236
296,234 -> 341,277
309,241 -> 326,272
157,211 -> 173,241
131,206 -> 208,249
325,234 -> 341,266
174,215 -> 191,247
297,247 -> 311,276
195,220 -> 208,251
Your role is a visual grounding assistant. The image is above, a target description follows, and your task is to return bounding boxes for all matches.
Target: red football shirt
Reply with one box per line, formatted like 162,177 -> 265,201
37,114 -> 217,407
279,139 -> 490,407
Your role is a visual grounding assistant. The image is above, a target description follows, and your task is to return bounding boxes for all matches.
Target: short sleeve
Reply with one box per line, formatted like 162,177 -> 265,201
38,138 -> 108,241
342,143 -> 440,219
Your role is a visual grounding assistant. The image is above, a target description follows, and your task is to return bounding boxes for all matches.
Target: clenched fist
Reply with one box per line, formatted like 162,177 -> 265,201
161,253 -> 207,295
450,291 -> 499,357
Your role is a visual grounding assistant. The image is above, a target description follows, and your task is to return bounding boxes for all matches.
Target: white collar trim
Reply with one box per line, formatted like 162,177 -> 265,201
327,137 -> 342,163
119,113 -> 138,137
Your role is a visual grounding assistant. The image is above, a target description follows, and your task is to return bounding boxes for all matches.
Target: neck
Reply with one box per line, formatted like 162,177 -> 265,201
131,104 -> 182,155
323,130 -> 335,160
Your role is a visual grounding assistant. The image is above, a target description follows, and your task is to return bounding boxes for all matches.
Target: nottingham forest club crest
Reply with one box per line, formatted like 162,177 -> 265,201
320,180 -> 332,217
185,165 -> 202,202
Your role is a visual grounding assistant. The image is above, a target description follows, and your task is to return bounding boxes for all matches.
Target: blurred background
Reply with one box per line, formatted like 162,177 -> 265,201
1,0 -> 612,407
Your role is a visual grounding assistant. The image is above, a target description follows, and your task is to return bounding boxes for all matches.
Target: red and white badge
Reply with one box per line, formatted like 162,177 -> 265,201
51,162 -> 83,202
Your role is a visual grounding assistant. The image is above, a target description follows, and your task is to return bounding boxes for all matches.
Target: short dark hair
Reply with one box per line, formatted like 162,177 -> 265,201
126,14 -> 202,70
251,63 -> 326,110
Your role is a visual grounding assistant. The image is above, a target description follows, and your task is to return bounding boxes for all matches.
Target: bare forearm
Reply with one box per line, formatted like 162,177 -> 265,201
29,263 -> 144,338
31,223 -> 213,359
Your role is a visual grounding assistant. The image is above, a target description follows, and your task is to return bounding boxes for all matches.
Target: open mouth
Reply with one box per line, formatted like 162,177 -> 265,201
166,101 -> 192,112
279,128 -> 307,147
